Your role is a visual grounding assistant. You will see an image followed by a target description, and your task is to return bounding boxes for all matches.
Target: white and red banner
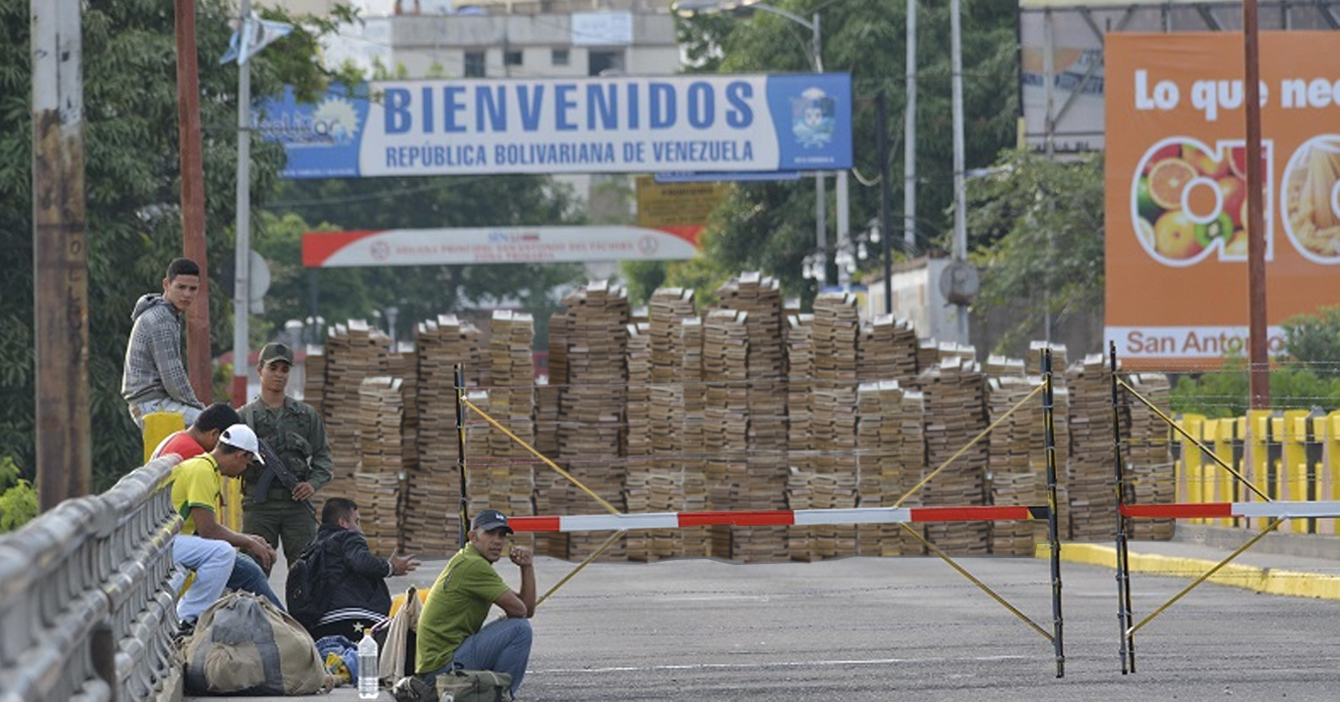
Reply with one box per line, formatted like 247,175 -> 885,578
302,225 -> 702,267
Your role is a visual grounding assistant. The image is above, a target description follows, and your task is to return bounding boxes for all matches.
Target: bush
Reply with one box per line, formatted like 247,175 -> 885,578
0,456 -> 37,532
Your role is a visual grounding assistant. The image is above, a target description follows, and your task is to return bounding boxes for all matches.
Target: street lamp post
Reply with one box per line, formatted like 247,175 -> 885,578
671,0 -> 831,287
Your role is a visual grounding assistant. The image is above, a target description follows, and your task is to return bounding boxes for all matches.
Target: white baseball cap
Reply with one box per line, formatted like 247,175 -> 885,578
219,424 -> 264,464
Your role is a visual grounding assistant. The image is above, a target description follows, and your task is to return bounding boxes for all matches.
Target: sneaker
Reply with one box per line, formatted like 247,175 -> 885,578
390,675 -> 434,702
174,619 -> 196,643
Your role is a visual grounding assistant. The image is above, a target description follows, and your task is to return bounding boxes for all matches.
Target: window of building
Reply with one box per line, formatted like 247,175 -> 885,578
464,51 -> 486,77
552,48 -> 570,67
588,50 -> 624,76
505,50 -> 523,67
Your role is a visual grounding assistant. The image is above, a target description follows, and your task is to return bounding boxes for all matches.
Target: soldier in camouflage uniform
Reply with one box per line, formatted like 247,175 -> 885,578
239,342 -> 334,570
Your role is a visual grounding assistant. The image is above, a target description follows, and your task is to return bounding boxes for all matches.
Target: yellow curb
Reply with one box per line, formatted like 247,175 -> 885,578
1035,543 -> 1340,600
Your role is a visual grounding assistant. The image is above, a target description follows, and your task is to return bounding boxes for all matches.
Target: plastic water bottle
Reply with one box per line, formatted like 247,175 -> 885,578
358,629 -> 379,699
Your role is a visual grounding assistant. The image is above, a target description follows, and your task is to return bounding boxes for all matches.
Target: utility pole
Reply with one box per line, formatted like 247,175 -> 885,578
878,90 -> 893,314
232,0 -> 254,407
175,0 -> 213,402
1243,0 -> 1269,408
32,0 -> 92,507
903,0 -> 917,257
950,0 -> 969,345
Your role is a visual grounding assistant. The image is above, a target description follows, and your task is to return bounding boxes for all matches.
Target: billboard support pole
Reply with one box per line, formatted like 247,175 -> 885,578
232,0 -> 254,408
903,0 -> 917,257
174,0 -> 213,403
1243,0 -> 1269,409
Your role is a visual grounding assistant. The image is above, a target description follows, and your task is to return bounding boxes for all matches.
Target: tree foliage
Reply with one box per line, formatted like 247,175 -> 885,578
663,0 -> 1019,307
966,149 -> 1105,354
1280,305 -> 1340,379
2,0 -> 351,489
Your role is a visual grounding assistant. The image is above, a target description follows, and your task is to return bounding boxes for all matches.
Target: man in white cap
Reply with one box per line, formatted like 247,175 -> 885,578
170,423 -> 278,635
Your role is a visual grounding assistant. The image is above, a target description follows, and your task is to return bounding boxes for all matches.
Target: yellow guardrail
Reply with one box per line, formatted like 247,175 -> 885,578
1175,410 -> 1340,534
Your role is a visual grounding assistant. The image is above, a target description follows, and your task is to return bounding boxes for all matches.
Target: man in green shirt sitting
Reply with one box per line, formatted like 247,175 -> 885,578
416,510 -> 535,698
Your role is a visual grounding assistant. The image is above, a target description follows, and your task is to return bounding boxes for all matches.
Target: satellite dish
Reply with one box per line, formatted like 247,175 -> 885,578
939,260 -> 979,306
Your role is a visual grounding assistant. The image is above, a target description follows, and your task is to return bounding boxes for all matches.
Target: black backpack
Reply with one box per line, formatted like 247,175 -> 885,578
285,540 -> 326,631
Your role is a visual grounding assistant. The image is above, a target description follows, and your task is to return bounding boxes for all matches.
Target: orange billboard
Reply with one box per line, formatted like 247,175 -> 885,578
1105,32 -> 1340,369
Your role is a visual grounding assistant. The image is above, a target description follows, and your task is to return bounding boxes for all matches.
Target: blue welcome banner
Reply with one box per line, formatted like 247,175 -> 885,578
258,74 -> 852,179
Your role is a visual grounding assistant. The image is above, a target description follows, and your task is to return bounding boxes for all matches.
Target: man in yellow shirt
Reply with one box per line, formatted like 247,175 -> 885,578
171,423 -> 277,633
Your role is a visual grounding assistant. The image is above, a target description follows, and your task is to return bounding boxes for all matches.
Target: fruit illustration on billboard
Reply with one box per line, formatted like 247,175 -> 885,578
1131,137 -> 1272,266
1281,135 -> 1340,263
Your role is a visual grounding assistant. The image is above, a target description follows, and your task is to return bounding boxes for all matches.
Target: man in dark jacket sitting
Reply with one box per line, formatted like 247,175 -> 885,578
299,498 -> 420,640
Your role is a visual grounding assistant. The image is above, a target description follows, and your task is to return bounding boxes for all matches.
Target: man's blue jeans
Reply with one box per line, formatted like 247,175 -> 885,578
226,553 -> 284,610
425,618 -> 532,698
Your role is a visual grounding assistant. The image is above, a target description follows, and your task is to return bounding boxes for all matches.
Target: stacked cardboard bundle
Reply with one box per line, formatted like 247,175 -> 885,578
807,293 -> 861,561
355,471 -> 402,556
464,388 -> 536,552
911,356 -> 990,555
623,322 -> 661,561
678,317 -> 709,556
303,345 -> 325,415
714,274 -> 789,561
985,355 -> 1026,377
358,377 -> 404,474
936,342 -> 977,364
320,321 -> 391,505
858,315 -> 920,382
986,374 -> 1038,555
894,388 -> 928,555
406,315 -> 481,555
784,314 -> 815,558
1123,373 -> 1175,541
639,288 -> 698,561
1065,354 -> 1124,541
1027,341 -> 1069,377
388,345 -> 419,474
916,339 -> 940,371
355,376 -> 403,553
624,323 -> 653,459
701,309 -> 752,557
533,311 -> 567,557
855,381 -> 908,556
554,282 -> 629,561
485,311 -> 537,550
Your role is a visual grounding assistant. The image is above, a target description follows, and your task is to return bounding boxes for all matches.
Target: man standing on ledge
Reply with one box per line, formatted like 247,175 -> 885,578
416,509 -> 535,700
239,342 -> 334,569
122,257 -> 207,429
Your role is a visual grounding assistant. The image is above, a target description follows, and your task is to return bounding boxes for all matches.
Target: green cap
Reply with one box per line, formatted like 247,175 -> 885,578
259,342 -> 294,366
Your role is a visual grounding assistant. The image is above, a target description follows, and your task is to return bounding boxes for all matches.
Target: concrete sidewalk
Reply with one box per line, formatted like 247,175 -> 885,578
1043,523 -> 1340,599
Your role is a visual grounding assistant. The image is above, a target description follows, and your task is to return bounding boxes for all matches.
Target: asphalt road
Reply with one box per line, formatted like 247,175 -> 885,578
189,550 -> 1340,701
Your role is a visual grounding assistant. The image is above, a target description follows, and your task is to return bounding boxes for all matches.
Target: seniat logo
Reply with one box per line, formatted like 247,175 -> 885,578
1131,136 -> 1273,267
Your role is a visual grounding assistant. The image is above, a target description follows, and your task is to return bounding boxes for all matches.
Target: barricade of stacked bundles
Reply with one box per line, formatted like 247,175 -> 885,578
483,310 -> 538,551
407,315 -> 483,555
303,345 -> 325,416
553,282 -> 629,561
711,274 -> 789,562
701,308 -> 754,560
985,364 -> 1038,556
785,313 -> 816,559
623,322 -> 660,561
533,312 -> 566,556
804,292 -> 861,560
1122,373 -> 1175,541
1066,353 -> 1126,541
357,376 -> 404,554
640,288 -> 699,560
910,355 -> 990,555
678,317 -> 709,556
856,315 -> 922,556
320,321 -> 391,508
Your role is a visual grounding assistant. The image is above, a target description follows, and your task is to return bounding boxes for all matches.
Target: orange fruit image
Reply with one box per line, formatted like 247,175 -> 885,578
1148,158 -> 1197,211
1182,144 -> 1229,178
1154,210 -> 1203,260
